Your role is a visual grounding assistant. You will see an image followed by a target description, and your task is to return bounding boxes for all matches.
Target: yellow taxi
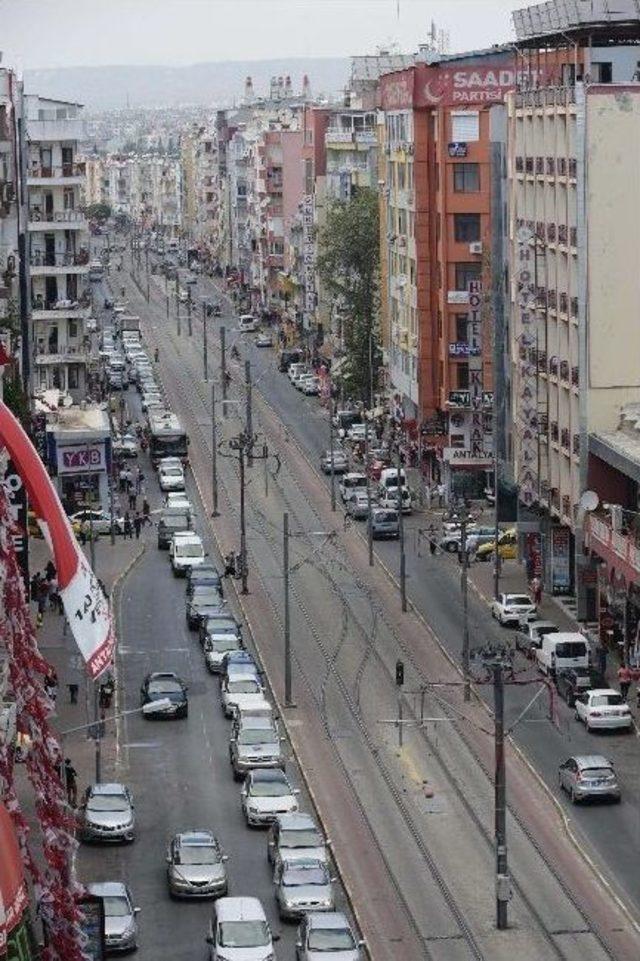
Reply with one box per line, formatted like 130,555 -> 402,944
476,527 -> 517,562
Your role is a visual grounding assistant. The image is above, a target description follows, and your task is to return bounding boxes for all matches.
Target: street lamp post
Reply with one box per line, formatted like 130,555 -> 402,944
283,512 -> 292,707
187,289 -> 193,337
396,443 -> 407,613
211,382 -> 219,517
220,326 -> 228,417
364,414 -> 373,566
329,397 -> 336,512
202,302 -> 208,381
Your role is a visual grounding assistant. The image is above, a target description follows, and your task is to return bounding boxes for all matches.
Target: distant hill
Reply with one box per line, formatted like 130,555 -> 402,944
24,57 -> 350,110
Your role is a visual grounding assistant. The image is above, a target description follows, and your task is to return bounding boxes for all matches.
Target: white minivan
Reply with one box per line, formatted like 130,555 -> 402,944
206,896 -> 277,960
170,532 -> 205,576
238,314 -> 259,333
536,632 -> 589,676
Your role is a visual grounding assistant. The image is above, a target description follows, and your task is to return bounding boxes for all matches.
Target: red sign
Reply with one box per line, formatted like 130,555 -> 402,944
380,69 -> 415,110
380,61 -> 544,111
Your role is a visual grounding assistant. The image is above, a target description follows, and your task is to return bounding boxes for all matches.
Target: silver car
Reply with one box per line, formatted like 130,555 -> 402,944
267,812 -> 329,868
229,718 -> 285,779
274,858 -> 335,920
296,911 -> 364,960
370,508 -> 399,539
81,783 -> 135,843
241,768 -> 299,827
166,830 -> 228,898
320,449 -> 348,474
558,755 -> 621,804
204,635 -> 244,673
87,882 -> 139,953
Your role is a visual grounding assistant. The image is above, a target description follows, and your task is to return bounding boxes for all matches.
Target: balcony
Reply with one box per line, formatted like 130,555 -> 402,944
560,428 -> 570,449
586,514 -> 640,583
27,117 -> 85,143
28,209 -> 87,231
30,249 -> 90,273
34,345 -> 90,365
571,365 -> 579,387
27,162 -> 85,185
31,298 -> 91,320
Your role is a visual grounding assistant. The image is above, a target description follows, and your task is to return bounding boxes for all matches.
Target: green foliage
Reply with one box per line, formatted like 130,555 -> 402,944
2,372 -> 29,426
317,188 -> 381,403
85,202 -> 111,222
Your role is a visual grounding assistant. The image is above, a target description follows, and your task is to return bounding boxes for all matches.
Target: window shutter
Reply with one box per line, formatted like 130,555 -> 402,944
451,112 -> 480,142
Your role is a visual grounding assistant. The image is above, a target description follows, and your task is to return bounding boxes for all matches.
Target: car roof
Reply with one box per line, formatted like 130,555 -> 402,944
215,896 -> 266,922
176,830 -> 216,846
529,620 -> 557,629
587,688 -> 619,697
276,812 -> 317,830
307,911 -> 351,930
572,755 -> 613,769
87,881 -> 128,898
148,671 -> 180,681
90,783 -> 128,796
544,632 -> 588,642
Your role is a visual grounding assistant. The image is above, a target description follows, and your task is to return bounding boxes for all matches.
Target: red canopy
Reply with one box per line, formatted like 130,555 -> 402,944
0,802 -> 28,949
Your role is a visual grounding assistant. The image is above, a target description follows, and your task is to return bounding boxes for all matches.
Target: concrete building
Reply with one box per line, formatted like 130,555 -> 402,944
507,1 -> 640,603
44,404 -> 112,511
0,68 -> 23,391
25,96 -> 91,402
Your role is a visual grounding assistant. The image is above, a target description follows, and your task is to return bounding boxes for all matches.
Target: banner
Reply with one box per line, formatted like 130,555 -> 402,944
0,402 -> 114,678
551,527 -> 572,594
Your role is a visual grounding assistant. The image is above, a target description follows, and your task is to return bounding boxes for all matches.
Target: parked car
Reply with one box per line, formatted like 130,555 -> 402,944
241,769 -> 300,826
490,593 -> 537,627
229,716 -> 284,779
267,812 -> 329,868
256,332 -> 273,348
238,313 -> 259,332
165,492 -> 192,512
80,783 -> 135,843
320,449 -> 348,474
346,490 -> 373,520
204,635 -> 244,674
157,507 -> 192,549
556,667 -> 604,707
514,620 -> 559,658
378,487 -> 412,514
220,674 -> 267,718
206,896 -> 278,961
187,564 -> 224,597
558,755 -> 621,803
200,615 -> 243,648
170,532 -> 205,576
339,473 -> 367,503
187,588 -> 225,629
346,423 -> 367,444
574,689 -> 633,732
536,632 -> 589,676
159,462 -> 185,492
476,527 -> 517,562
86,882 -> 139,954
140,671 -> 188,719
301,375 -> 320,396
371,508 -> 399,540
274,858 -> 335,920
166,830 -> 228,899
439,525 -> 495,554
70,508 -> 124,537
278,348 -> 302,372
296,911 -> 364,960
112,433 -> 138,458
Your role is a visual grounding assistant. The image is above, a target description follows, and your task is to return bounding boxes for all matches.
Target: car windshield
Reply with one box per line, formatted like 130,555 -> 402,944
192,590 -> 220,603
251,778 -> 290,797
219,921 -> 270,948
556,642 -> 586,658
178,845 -> 219,865
148,679 -> 182,694
211,638 -> 239,652
308,929 -> 356,950
103,896 -> 130,918
228,680 -> 260,694
88,796 -> 128,812
163,467 -> 183,477
238,728 -> 277,745
282,865 -> 328,886
591,693 -> 624,707
176,544 -> 203,557
280,828 -> 322,848
507,596 -> 531,606
376,511 -> 396,522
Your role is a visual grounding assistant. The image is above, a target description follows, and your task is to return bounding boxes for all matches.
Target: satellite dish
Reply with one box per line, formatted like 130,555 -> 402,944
579,490 -> 599,513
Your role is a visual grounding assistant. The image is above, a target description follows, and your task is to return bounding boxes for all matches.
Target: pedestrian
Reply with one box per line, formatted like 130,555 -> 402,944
436,483 -> 445,507
123,512 -> 133,539
63,758 -> 78,807
133,512 -> 142,539
37,579 -> 49,618
44,669 -> 58,704
99,675 -> 115,710
428,524 -> 437,555
30,571 -> 42,602
136,467 -> 144,495
45,560 -> 57,582
223,551 -> 236,578
142,498 -> 151,525
530,575 -> 543,606
128,489 -> 137,511
618,662 -> 632,701
154,347 -> 159,363
118,466 -> 128,493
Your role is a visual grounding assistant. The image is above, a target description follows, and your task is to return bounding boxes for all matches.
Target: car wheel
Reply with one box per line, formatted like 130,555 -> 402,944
574,708 -> 580,722
585,720 -> 592,733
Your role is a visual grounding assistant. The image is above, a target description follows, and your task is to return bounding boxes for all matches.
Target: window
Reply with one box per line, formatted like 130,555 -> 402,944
453,163 -> 480,192
451,111 -> 479,142
68,320 -> 78,339
455,314 -> 468,342
454,213 -> 481,243
457,363 -> 470,389
455,262 -> 481,290
68,365 -> 79,389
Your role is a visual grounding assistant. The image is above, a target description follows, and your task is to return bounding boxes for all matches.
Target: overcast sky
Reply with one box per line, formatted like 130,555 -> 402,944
1,0 -> 519,71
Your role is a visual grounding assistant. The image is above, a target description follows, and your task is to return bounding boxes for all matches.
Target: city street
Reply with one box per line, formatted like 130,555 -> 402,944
95,254 -> 640,961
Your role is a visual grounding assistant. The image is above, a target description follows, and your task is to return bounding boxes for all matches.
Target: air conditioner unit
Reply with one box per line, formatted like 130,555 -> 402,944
469,241 -> 482,254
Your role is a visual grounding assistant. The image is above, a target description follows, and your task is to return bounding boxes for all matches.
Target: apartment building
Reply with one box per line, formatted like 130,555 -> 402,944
507,2 -> 640,603
0,68 -> 23,387
25,96 -> 91,401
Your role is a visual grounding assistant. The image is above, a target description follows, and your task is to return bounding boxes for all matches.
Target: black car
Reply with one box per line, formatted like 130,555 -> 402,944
157,508 -> 192,549
199,614 -> 243,647
140,672 -> 188,719
186,589 -> 226,630
186,565 -> 223,598
556,667 -> 605,707
278,348 -> 302,373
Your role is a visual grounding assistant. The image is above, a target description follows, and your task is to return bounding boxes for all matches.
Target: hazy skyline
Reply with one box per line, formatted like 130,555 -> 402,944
1,0 -> 519,72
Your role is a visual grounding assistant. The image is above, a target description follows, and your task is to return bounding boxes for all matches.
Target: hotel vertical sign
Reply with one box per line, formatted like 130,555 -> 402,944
516,224 -> 538,505
302,195 -> 315,328
467,280 -> 490,457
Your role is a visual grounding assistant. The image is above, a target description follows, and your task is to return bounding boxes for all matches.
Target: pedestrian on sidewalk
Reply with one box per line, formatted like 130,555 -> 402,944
618,662 -> 632,701
428,524 -> 437,555
123,512 -> 133,539
134,512 -> 142,539
44,669 -> 58,705
128,489 -> 137,511
530,575 -> 543,606
436,483 -> 445,507
223,551 -> 236,578
64,758 -> 78,807
142,498 -> 151,525
37,579 -> 48,619
45,560 -> 57,582
30,571 -> 42,602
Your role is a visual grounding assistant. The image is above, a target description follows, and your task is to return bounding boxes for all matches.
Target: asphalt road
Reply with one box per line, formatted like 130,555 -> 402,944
186,267 -> 640,917
77,288 -> 349,961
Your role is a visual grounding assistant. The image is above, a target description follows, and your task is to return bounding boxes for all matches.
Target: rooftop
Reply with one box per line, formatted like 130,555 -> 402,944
45,404 -> 110,435
513,0 -> 640,47
590,403 -> 640,485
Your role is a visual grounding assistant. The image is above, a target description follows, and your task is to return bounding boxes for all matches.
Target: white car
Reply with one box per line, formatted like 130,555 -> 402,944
346,423 -> 367,443
113,433 -> 138,458
170,532 -> 205,576
490,593 -> 537,627
378,487 -> 412,514
159,463 -> 185,492
220,675 -> 267,718
301,376 -> 320,396
574,689 -> 633,732
165,492 -> 191,511
241,769 -> 299,826
339,473 -> 367,502
206,896 -> 276,961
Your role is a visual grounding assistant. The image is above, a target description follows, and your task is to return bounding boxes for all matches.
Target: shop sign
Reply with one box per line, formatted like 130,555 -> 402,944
447,290 -> 469,305
525,531 -> 543,578
515,223 -> 538,506
448,142 -> 468,157
443,447 -> 492,466
551,527 -> 571,594
467,280 -> 486,458
448,390 -> 471,407
449,342 -> 481,357
2,459 -> 29,587
418,64 -> 543,107
57,443 -> 106,475
302,195 -> 315,326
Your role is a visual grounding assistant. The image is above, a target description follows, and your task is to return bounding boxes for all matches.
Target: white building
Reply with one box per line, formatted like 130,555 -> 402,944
26,96 -> 91,402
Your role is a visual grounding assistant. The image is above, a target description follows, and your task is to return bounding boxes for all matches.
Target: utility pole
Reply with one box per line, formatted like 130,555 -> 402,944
211,382 -> 219,517
165,274 -> 169,320
245,360 -> 253,466
176,282 -> 181,336
364,415 -> 373,566
145,245 -> 150,302
493,448 -> 501,599
187,289 -> 193,336
283,512 -> 293,707
238,440 -> 247,594
203,302 -> 208,381
460,517 -> 471,702
329,397 -> 336,511
220,326 -> 228,417
397,443 -> 407,613
493,661 -> 509,929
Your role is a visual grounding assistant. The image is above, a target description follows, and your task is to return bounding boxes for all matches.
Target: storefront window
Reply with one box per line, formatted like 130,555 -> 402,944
60,472 -> 100,513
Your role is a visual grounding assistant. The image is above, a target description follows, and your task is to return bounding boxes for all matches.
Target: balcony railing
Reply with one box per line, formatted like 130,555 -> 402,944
28,162 -> 85,179
586,514 -> 640,580
30,250 -> 90,267
28,209 -> 86,225
32,296 -> 90,312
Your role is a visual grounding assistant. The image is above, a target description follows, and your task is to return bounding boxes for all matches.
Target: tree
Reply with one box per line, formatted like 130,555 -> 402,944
317,187 -> 381,404
85,202 -> 111,223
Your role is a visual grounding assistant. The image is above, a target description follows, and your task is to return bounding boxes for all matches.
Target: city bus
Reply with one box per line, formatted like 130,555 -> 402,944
148,411 -> 189,466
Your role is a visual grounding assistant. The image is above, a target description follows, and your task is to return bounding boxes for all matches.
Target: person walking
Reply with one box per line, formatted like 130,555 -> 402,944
123,512 -> 133,539
530,575 -> 543,606
223,551 -> 236,578
428,524 -> 437,556
436,483 -> 445,508
44,669 -> 58,705
136,467 -> 144,495
128,488 -> 137,511
142,498 -> 151,526
45,560 -> 57,582
133,512 -> 142,539
37,578 -> 49,619
618,662 -> 632,701
64,758 -> 78,807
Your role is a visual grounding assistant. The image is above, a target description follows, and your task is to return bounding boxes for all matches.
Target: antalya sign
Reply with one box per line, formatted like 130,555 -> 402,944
380,62 -> 543,110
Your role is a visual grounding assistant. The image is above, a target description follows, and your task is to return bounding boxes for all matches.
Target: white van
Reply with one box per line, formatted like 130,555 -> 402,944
170,532 -> 205,576
536,632 -> 589,676
379,467 -> 407,490
238,314 -> 259,333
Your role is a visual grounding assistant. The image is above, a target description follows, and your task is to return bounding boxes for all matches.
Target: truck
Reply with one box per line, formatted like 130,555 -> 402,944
120,314 -> 141,336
